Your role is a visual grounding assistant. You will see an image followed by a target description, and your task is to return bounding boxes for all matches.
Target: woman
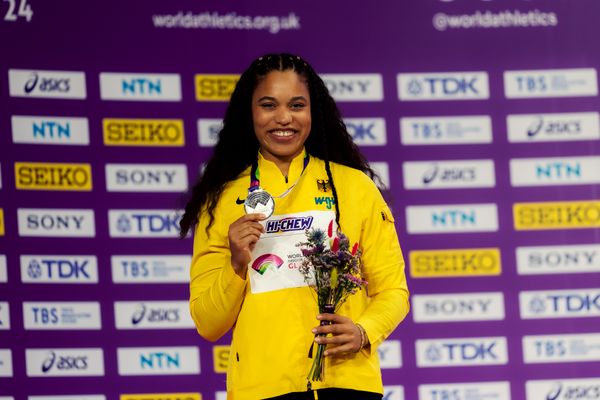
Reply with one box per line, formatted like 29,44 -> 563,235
180,53 -> 409,400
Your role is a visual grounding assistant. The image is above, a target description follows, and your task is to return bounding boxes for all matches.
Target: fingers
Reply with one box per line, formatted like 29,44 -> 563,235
312,314 -> 362,356
228,213 -> 266,275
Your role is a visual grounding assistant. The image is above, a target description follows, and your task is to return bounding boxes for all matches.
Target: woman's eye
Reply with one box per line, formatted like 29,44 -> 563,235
260,103 -> 275,109
290,103 -> 305,110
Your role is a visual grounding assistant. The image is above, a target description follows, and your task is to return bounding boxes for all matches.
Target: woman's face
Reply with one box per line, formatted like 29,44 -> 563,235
251,70 -> 311,169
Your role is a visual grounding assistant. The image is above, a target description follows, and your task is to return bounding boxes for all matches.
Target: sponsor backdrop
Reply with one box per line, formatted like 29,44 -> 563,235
1,0 -> 600,399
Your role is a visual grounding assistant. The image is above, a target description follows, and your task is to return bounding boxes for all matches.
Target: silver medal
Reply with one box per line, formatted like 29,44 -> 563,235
244,189 -> 275,218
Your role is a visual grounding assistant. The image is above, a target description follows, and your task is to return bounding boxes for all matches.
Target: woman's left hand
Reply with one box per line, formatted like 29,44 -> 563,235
312,313 -> 363,356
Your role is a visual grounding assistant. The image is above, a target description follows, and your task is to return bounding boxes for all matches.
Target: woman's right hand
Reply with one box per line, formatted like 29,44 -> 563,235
228,213 -> 266,278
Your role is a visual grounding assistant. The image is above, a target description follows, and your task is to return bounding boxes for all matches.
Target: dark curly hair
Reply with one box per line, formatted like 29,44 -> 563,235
179,53 -> 378,238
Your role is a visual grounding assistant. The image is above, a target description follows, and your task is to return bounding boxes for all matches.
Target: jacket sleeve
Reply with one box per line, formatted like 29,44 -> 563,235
189,210 -> 248,342
355,183 -> 410,349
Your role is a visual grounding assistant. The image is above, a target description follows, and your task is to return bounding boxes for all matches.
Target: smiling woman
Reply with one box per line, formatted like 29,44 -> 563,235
180,53 -> 409,400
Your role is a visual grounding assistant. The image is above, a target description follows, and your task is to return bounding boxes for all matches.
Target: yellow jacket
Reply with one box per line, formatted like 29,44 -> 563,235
190,152 -> 409,399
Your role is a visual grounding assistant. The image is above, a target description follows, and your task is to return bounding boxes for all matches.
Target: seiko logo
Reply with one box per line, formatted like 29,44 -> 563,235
321,74 -> 383,101
417,337 -> 508,366
514,201 -> 600,230
265,216 -> 313,233
131,304 -> 180,325
398,72 -> 489,100
195,74 -> 239,101
41,352 -> 88,373
18,209 -> 96,237
109,210 -> 183,237
103,119 -> 185,146
15,162 -> 92,190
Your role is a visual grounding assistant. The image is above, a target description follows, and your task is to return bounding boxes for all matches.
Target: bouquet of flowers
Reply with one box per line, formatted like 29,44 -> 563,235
298,221 -> 367,382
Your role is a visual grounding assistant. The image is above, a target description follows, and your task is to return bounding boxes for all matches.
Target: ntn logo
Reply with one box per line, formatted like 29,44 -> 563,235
122,78 -> 161,94
432,210 -> 476,226
141,352 -> 180,368
536,162 -> 581,178
33,121 -> 70,138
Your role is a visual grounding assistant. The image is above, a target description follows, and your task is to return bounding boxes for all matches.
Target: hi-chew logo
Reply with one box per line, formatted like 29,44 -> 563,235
321,74 -> 383,101
106,164 -> 188,192
114,301 -> 194,329
111,255 -> 190,283
403,160 -> 495,189
18,209 -> 96,237
406,204 -> 498,233
344,118 -> 387,146
517,244 -> 600,275
12,116 -> 90,145
514,201 -> 600,230
20,255 -> 98,283
15,162 -> 92,191
30,396 -> 106,400
265,216 -> 313,234
526,377 -> 600,400
416,337 -> 508,367
0,255 -> 7,282
510,156 -> 600,186
26,348 -> 105,376
23,302 -> 101,330
195,74 -> 239,101
103,118 -> 185,146
0,302 -> 10,330
523,333 -> 600,364
120,394 -> 200,400
507,112 -> 600,142
197,118 -> 223,146
0,349 -> 13,377
504,68 -> 598,98
398,72 -> 489,101
419,381 -> 511,400
108,210 -> 183,238
117,346 -> 200,375
410,248 -> 501,278
100,73 -> 181,101
378,340 -> 402,369
520,288 -> 600,319
9,69 -> 86,99
412,292 -> 505,323
400,115 -> 492,145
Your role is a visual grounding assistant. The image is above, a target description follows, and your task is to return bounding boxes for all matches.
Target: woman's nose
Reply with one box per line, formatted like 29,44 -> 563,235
275,108 -> 292,124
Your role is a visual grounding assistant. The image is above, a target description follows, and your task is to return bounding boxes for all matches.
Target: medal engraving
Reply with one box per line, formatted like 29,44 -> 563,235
244,189 -> 275,218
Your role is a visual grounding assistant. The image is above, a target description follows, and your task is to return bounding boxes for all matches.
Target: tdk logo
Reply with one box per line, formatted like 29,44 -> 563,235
20,255 -> 98,283
417,337 -> 508,367
265,216 -> 313,234
117,347 -> 200,375
344,118 -> 387,146
26,348 -> 104,376
398,72 -> 489,101
521,289 -> 600,319
9,69 -> 86,99
108,210 -> 183,238
114,301 -> 193,329
18,209 -> 96,237
321,74 -> 383,101
100,73 -> 181,101
12,116 -> 90,145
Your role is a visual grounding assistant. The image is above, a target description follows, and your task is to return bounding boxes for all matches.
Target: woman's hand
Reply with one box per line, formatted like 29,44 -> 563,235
312,313 -> 367,356
228,213 -> 265,278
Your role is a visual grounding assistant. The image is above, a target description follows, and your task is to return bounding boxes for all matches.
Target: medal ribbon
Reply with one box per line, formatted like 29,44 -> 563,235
249,151 -> 310,196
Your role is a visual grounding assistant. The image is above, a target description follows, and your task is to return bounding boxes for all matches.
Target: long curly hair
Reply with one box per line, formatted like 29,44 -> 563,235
179,53 -> 377,238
